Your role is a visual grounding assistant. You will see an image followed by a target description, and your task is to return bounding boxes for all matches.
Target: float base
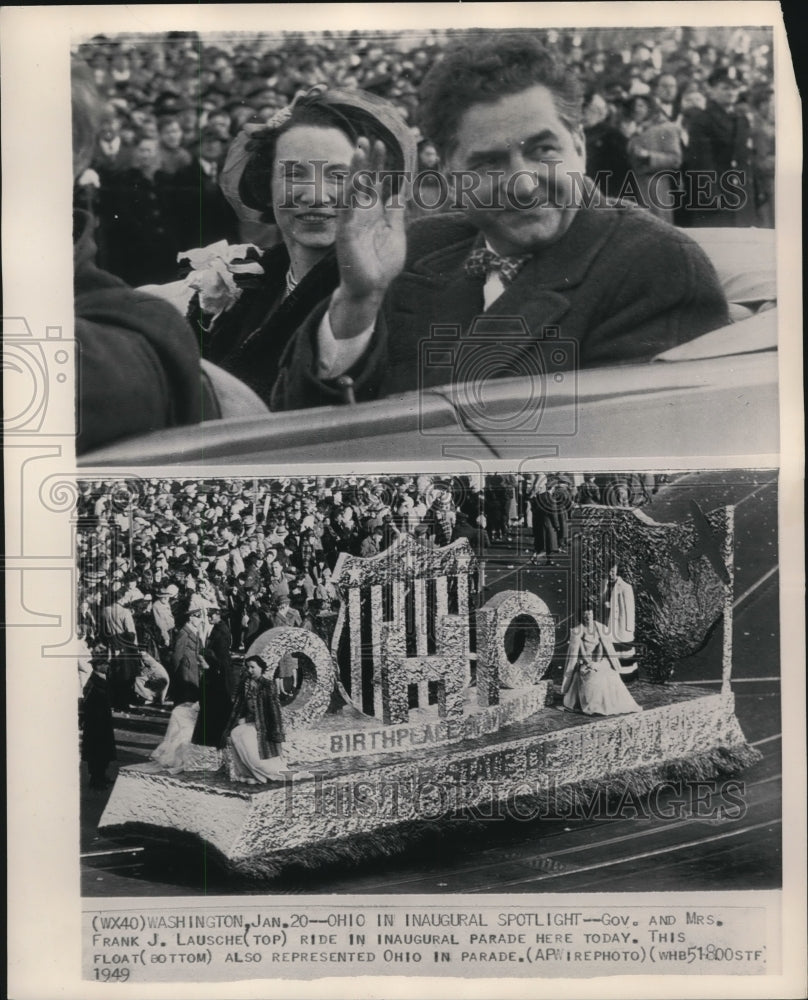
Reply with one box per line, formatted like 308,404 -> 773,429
99,683 -> 760,879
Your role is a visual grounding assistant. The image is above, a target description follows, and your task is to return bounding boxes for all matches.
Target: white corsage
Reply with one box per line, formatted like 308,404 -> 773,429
178,241 -> 265,324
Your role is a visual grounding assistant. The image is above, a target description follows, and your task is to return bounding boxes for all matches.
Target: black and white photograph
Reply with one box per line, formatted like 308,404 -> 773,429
2,3 -> 804,999
67,18 -> 780,465
76,470 -> 779,905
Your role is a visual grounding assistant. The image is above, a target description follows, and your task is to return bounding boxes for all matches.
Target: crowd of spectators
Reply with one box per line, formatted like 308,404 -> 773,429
73,26 -> 775,286
75,472 -> 662,709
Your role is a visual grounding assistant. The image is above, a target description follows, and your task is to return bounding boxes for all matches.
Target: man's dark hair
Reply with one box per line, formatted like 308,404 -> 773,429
419,32 -> 584,157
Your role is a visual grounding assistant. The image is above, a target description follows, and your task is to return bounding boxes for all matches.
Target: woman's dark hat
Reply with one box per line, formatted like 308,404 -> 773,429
219,85 -> 416,223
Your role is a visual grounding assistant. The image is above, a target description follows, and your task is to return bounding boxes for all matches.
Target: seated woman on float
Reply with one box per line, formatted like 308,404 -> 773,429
221,654 -> 295,783
561,605 -> 642,717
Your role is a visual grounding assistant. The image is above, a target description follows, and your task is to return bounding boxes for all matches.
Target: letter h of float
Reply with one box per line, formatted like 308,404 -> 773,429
379,614 -> 468,726
333,536 -> 476,721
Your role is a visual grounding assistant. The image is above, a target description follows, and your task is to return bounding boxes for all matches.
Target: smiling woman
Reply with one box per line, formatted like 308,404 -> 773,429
185,87 -> 415,405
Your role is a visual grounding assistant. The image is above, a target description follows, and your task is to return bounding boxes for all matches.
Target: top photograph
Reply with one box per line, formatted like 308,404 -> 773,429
71,24 -> 780,466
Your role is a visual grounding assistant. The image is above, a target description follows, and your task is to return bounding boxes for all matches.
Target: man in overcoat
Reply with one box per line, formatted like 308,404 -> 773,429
681,67 -> 756,227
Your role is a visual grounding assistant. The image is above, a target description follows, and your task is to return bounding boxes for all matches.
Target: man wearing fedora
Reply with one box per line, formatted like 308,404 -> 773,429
171,599 -> 207,704
272,593 -> 302,630
152,583 -> 177,665
681,66 -> 756,227
272,33 -> 729,410
81,645 -> 117,790
191,603 -> 234,746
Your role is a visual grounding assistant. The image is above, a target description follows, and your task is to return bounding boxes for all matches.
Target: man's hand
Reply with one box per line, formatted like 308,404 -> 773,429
329,138 -> 407,340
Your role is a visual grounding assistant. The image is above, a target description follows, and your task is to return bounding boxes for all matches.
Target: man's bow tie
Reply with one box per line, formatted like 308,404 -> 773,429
464,247 -> 530,284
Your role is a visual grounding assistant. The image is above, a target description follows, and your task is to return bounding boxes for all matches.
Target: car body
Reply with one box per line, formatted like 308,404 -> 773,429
78,227 -> 778,466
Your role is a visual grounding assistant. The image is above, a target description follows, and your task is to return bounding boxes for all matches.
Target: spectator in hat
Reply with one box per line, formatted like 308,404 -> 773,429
206,108 -> 233,141
81,645 -> 117,790
652,72 -> 681,123
380,512 -> 401,551
576,474 -> 601,505
170,602 -> 206,703
625,94 -> 683,222
224,576 -> 248,650
528,474 -> 562,565
681,66 -> 755,226
298,530 -> 319,574
190,604 -> 233,745
484,474 -> 509,544
289,568 -> 316,608
102,131 -> 183,286
273,593 -> 303,629
360,526 -> 384,558
267,560 -> 292,603
156,115 -> 192,174
99,588 -> 141,708
131,594 -> 163,659
171,126 -> 240,251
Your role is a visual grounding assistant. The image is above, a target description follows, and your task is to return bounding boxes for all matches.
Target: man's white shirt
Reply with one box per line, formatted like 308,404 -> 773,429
315,242 -> 505,379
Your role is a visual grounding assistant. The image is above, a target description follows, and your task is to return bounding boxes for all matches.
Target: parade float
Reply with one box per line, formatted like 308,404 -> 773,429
99,502 -> 761,878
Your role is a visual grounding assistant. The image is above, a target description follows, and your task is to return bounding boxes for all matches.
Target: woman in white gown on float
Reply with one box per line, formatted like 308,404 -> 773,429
562,607 -> 642,716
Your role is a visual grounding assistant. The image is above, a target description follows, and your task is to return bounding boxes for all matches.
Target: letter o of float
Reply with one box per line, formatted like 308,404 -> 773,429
245,627 -> 334,730
475,590 -> 555,695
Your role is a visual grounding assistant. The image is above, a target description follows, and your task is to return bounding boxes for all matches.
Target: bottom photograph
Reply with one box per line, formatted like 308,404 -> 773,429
76,469 -> 780,896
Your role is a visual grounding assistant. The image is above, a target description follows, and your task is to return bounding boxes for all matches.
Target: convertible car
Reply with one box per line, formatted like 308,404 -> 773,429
77,227 -> 778,466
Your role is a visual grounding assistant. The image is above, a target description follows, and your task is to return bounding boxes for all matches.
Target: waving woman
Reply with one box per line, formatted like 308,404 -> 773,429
185,87 -> 415,406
